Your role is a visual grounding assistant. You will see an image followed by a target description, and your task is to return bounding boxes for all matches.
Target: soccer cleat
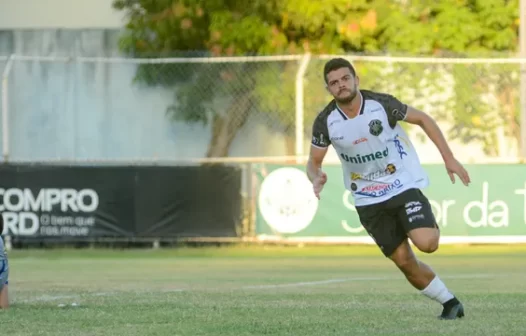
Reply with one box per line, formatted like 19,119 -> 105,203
438,298 -> 464,320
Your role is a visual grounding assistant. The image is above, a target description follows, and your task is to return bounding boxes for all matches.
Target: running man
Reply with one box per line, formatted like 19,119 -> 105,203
0,214 -> 9,309
307,58 -> 470,320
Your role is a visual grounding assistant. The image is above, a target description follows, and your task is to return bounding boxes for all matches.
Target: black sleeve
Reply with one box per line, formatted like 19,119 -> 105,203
385,95 -> 408,128
311,114 -> 331,148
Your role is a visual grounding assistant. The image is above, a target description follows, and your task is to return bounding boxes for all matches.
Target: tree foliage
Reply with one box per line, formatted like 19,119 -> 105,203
113,0 -> 521,157
385,0 -> 521,155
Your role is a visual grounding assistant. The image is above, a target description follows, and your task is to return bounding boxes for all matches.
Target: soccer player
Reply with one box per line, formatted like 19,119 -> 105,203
0,214 -> 9,309
307,58 -> 470,320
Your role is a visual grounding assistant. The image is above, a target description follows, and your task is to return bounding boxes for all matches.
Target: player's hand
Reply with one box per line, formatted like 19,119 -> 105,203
445,157 -> 470,186
313,170 -> 328,199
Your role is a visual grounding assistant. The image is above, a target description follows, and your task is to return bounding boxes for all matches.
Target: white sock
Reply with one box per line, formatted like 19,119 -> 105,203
420,276 -> 454,304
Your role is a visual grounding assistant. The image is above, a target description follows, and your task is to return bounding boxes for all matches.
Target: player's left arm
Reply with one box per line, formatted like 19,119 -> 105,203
386,97 -> 470,186
402,106 -> 454,163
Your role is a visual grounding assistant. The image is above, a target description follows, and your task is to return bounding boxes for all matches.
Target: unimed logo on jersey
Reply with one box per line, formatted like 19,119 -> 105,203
340,147 -> 389,164
0,188 -> 99,236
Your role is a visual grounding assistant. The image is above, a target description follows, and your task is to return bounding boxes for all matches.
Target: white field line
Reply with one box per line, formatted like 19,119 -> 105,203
18,291 -> 114,303
17,273 -> 515,304
240,273 -> 502,289
18,289 -> 186,303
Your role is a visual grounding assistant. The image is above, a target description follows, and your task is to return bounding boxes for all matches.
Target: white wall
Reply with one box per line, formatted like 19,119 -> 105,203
0,0 -> 125,29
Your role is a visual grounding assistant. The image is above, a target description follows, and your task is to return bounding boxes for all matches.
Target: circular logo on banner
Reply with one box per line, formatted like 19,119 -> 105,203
258,167 -> 319,234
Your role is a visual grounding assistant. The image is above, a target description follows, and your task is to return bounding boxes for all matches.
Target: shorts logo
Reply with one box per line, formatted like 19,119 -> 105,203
368,119 -> 383,136
405,201 -> 422,215
409,214 -> 425,223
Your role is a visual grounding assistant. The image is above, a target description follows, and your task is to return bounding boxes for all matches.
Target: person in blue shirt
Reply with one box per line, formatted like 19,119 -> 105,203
0,214 -> 9,309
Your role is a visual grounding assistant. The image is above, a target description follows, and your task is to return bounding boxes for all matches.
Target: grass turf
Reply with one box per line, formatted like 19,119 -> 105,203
0,244 -> 525,335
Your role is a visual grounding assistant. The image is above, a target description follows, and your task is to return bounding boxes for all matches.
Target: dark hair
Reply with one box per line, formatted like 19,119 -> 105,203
323,58 -> 356,83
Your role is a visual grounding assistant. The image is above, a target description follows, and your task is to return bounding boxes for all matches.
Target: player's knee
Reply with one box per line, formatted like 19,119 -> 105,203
408,227 -> 439,253
414,236 -> 439,254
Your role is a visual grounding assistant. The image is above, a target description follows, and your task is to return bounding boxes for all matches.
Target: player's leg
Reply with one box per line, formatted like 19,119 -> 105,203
388,238 -> 463,319
392,188 -> 464,320
0,284 -> 8,309
0,215 -> 8,309
355,201 -> 407,259
357,196 -> 463,320
388,238 -> 436,290
0,261 -> 8,309
395,189 -> 441,253
407,227 -> 439,253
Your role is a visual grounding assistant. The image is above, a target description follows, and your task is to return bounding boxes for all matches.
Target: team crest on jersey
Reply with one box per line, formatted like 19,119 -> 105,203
368,119 -> 383,136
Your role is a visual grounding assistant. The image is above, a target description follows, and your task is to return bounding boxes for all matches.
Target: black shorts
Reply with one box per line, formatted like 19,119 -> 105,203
355,188 -> 438,257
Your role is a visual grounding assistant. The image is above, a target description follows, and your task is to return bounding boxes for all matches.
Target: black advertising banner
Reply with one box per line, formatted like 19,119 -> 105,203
133,165 -> 242,238
0,164 -> 242,242
0,165 -> 137,241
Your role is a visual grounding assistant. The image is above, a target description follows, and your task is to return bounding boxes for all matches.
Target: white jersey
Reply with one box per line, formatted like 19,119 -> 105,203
311,90 -> 429,207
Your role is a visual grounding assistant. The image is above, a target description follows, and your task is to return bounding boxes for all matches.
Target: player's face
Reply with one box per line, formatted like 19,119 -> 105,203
325,67 -> 359,104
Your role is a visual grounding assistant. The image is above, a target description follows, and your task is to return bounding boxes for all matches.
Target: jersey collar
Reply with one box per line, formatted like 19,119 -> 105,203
335,91 -> 364,120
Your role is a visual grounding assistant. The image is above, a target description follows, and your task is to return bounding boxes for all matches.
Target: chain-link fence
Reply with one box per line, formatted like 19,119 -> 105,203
305,56 -> 525,163
4,55 -> 303,163
2,54 -> 525,163
0,55 -> 8,160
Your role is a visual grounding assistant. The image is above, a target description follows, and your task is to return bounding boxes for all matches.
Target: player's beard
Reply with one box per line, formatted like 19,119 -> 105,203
335,85 -> 357,104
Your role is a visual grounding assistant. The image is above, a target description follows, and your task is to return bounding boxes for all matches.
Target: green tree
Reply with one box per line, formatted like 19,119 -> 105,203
113,0 -> 282,157
375,0 -> 520,155
113,0 -> 520,157
113,0 -> 381,157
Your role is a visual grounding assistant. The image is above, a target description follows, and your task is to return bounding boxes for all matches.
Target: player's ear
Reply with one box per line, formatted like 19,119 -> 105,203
355,75 -> 360,87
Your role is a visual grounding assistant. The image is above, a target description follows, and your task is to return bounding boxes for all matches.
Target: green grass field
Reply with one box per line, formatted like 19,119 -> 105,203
1,244 -> 525,336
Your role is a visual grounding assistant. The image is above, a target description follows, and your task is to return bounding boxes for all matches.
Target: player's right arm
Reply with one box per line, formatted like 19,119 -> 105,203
307,114 -> 331,199
307,146 -> 327,182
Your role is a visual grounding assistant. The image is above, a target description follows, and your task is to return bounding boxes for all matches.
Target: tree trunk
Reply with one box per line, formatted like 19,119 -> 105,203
206,93 -> 252,157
